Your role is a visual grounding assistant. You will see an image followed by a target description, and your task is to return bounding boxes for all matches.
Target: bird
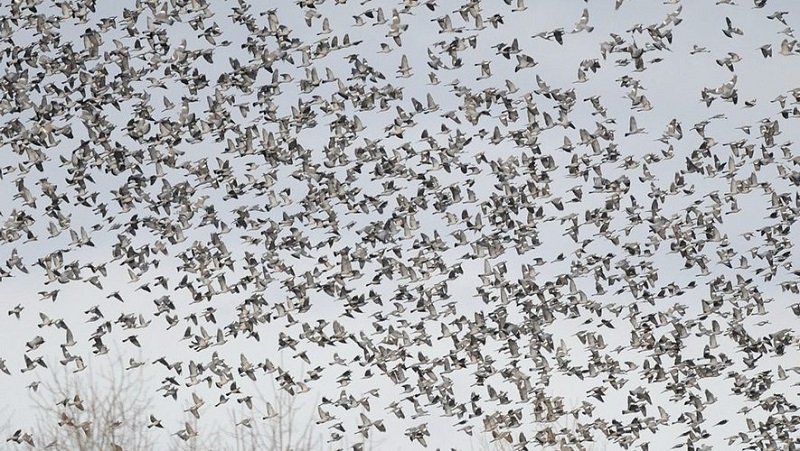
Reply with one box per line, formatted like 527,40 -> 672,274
723,17 -> 744,37
8,304 -> 23,319
6,430 -> 34,447
475,61 -> 491,80
572,9 -> 593,33
625,116 -> 646,136
147,415 -> 164,429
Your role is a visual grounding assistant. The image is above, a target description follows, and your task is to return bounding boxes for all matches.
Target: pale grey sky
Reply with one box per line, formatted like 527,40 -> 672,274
2,1 -> 800,451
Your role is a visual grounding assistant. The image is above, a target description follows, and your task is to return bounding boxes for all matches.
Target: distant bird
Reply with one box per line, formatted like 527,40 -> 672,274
8,304 -> 23,319
147,415 -> 163,429
723,17 -> 744,37
572,9 -> 594,33
625,116 -> 646,136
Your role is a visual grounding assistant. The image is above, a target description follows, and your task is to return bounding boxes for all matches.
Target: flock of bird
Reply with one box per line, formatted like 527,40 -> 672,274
1,0 -> 800,450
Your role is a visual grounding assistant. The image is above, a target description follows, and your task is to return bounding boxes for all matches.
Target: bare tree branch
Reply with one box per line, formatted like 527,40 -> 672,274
29,354 -> 154,451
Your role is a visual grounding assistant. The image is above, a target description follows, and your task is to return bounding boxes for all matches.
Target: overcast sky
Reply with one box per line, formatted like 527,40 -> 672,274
2,1 -> 800,450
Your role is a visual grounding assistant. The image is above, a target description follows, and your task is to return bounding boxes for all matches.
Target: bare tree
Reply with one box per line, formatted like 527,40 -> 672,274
30,355 -> 331,451
166,374 -> 324,451
221,381 -> 321,451
29,354 -> 155,451
469,396 -> 606,451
